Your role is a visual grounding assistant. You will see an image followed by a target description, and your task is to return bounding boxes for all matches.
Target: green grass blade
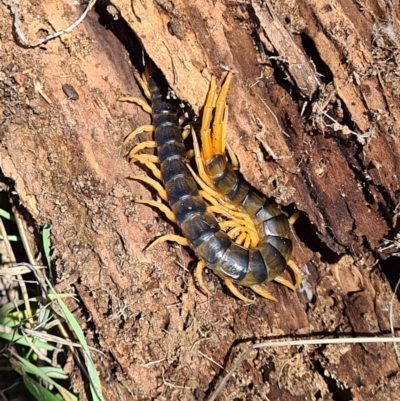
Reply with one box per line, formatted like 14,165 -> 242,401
48,292 -> 103,401
0,208 -> 15,221
42,224 -> 52,268
42,224 -> 103,400
0,234 -> 21,241
37,366 -> 69,380
0,300 -> 26,325
23,374 -> 64,401
11,355 -> 78,401
0,331 -> 56,351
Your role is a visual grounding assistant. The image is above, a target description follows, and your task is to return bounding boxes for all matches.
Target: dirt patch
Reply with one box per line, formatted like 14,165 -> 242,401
1,0 -> 400,400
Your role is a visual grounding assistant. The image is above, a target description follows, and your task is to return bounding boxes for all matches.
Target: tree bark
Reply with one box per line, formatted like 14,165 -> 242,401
1,0 -> 399,399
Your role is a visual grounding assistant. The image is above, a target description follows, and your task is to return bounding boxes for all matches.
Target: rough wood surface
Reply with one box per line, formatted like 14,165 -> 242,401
1,0 -> 400,400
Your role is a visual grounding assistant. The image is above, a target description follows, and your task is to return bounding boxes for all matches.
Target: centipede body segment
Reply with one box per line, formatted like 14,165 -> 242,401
121,65 -> 301,303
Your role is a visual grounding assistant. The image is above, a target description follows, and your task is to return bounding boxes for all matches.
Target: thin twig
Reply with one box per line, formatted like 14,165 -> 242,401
3,0 -> 97,47
198,351 -> 226,371
322,111 -> 374,139
141,358 -> 166,367
253,114 -> 291,161
257,94 -> 289,137
207,336 -> 400,401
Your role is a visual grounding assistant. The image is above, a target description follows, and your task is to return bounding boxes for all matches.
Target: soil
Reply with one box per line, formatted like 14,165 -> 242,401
1,0 -> 400,400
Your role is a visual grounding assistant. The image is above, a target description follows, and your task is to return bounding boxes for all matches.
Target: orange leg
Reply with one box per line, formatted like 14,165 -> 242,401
249,284 -> 278,302
200,72 -> 233,161
128,141 -> 157,158
287,260 -> 302,289
200,77 -> 217,161
147,234 -> 190,250
195,260 -> 212,297
135,199 -> 176,222
119,95 -> 152,114
212,72 -> 233,154
122,124 -> 154,147
273,210 -> 302,290
129,176 -> 168,202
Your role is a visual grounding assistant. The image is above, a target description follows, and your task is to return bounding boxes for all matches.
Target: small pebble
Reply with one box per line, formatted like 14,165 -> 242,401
62,84 -> 79,101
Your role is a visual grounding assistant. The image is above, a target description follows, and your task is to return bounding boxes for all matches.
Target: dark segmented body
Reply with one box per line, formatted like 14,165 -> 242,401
147,72 -> 292,289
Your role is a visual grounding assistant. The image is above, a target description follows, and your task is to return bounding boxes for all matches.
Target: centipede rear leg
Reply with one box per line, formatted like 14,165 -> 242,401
200,72 -> 233,158
193,73 -> 232,186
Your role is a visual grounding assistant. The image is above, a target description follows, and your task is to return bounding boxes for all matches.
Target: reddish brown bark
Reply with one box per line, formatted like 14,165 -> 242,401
1,0 -> 399,399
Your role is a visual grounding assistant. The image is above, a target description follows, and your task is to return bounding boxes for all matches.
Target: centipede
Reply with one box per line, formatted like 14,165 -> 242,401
120,65 -> 302,303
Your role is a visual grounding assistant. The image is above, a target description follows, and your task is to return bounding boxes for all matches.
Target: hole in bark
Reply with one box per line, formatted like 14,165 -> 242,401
95,1 -> 148,72
300,33 -> 333,84
291,211 -> 340,264
261,356 -> 276,382
313,360 -> 353,400
335,137 -> 396,232
37,28 -> 49,35
249,21 -> 305,102
96,1 -> 193,119
332,102 -> 359,138
381,256 -> 400,296
267,56 -> 303,102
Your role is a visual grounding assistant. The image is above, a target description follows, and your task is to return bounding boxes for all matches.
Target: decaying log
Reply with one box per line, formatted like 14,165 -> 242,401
0,0 -> 399,399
